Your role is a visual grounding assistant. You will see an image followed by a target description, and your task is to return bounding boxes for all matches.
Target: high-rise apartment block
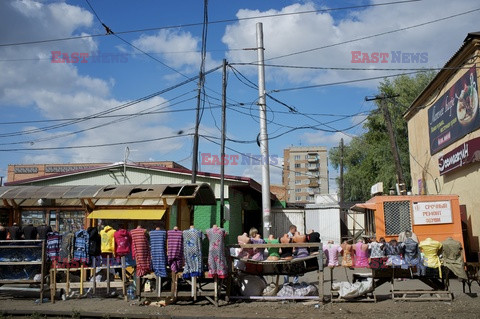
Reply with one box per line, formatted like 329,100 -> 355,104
283,146 -> 328,203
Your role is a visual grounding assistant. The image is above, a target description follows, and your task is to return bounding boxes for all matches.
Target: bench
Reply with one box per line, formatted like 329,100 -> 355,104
462,262 -> 480,293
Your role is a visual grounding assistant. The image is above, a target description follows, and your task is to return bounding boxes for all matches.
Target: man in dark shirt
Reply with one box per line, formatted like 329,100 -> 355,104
0,223 -> 7,240
37,223 -> 53,240
9,223 -> 23,240
23,223 -> 38,240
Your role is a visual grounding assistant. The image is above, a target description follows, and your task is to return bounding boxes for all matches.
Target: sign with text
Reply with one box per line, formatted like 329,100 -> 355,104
438,136 -> 480,175
428,65 -> 479,154
412,201 -> 452,225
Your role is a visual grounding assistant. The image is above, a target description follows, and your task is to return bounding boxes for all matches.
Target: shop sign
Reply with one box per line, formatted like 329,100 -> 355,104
438,136 -> 480,175
428,65 -> 479,154
412,201 -> 452,225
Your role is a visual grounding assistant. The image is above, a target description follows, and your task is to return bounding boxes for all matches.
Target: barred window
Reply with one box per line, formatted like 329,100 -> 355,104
383,201 -> 411,236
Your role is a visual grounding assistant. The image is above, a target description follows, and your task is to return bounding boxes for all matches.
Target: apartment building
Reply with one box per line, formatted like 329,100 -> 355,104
282,146 -> 328,203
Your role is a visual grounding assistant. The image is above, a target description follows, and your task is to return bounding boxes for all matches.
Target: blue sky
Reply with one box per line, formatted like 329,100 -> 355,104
0,0 -> 479,190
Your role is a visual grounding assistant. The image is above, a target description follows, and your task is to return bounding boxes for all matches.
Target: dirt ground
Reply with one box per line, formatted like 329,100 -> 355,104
1,269 -> 479,319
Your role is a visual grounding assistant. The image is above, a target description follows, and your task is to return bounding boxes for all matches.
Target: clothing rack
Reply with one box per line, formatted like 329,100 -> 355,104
49,255 -> 127,303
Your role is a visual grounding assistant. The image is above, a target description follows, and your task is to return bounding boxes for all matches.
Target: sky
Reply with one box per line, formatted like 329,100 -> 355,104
0,0 -> 479,191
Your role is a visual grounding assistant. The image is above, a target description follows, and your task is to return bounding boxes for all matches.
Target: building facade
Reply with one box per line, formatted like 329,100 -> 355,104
404,32 -> 480,260
282,146 -> 328,203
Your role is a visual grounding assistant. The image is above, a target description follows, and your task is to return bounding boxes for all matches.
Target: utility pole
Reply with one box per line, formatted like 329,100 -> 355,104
220,59 -> 227,228
256,22 -> 271,238
339,138 -> 344,209
365,94 -> 406,194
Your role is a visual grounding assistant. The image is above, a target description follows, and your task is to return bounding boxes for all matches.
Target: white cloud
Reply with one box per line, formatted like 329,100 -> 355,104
222,0 -> 478,89
302,131 -> 352,146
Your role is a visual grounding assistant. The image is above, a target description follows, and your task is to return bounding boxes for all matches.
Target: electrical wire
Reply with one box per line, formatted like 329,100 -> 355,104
0,0 -> 422,48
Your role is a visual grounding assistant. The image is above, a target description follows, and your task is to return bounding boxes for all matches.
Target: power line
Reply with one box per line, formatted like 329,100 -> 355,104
0,0 -> 421,48
263,7 -> 480,62
0,133 -> 193,152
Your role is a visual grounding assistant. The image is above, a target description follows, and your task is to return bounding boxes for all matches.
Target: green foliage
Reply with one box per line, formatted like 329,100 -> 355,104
330,71 -> 436,201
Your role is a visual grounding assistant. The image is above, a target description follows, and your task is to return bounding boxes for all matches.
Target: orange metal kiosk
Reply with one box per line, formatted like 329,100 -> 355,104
351,194 -> 464,251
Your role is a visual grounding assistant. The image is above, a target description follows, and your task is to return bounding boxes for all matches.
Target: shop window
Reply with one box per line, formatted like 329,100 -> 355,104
21,211 -> 46,226
383,201 -> 411,235
57,211 -> 84,233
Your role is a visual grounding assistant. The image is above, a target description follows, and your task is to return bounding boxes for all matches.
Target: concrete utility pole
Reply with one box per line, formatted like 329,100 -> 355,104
365,94 -> 406,194
220,59 -> 227,228
339,138 -> 344,209
256,22 -> 271,237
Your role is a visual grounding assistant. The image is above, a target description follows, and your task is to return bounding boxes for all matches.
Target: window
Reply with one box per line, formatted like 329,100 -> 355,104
57,211 -> 85,233
308,196 -> 315,201
295,163 -> 301,168
304,179 -> 310,184
295,196 -> 302,201
383,201 -> 411,235
295,188 -> 301,193
295,172 -> 301,176
294,155 -> 300,160
295,180 -> 301,185
21,211 -> 46,227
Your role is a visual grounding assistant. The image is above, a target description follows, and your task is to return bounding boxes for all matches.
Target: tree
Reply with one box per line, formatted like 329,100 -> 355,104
329,71 -> 436,201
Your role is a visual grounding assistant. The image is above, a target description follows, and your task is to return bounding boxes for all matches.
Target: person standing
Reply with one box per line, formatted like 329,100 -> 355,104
23,223 -> 38,240
0,223 -> 7,240
284,225 -> 299,284
37,223 -> 53,240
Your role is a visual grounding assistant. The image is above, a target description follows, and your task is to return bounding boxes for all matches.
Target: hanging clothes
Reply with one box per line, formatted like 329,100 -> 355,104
114,228 -> 131,257
265,237 -> 280,259
46,231 -> 62,262
130,227 -> 152,277
150,230 -> 167,278
100,226 -> 116,254
368,242 -> 385,258
324,243 -> 342,267
250,237 -> 266,261
182,228 -> 204,278
441,237 -> 467,280
167,229 -> 184,273
341,242 -> 353,267
419,237 -> 443,278
353,242 -> 369,268
87,226 -> 101,257
59,232 -> 75,262
73,229 -> 89,264
400,237 -> 425,275
206,226 -> 228,278
306,231 -> 321,253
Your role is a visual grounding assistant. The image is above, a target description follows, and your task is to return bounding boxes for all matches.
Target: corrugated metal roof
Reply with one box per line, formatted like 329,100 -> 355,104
0,183 -> 216,207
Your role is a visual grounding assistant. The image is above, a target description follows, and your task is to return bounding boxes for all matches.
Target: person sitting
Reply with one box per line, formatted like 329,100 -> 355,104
265,234 -> 280,261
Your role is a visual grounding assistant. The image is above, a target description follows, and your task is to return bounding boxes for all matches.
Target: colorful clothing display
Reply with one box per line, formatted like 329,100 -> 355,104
341,243 -> 353,267
167,229 -> 184,273
368,242 -> 385,258
441,237 -> 467,280
353,242 -> 369,268
46,231 -> 62,262
59,232 -> 75,262
150,230 -> 167,278
100,226 -> 116,254
182,228 -> 204,278
419,237 -> 443,277
206,226 -> 228,278
295,247 -> 309,259
130,227 -> 152,277
265,238 -> 280,258
114,229 -> 131,256
384,243 -> 400,256
250,237 -> 265,261
87,227 -> 101,257
73,229 -> 89,264
324,243 -> 342,266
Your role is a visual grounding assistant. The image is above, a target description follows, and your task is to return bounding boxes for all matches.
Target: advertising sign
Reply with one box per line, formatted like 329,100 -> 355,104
428,65 -> 479,154
412,201 -> 452,225
438,136 -> 480,175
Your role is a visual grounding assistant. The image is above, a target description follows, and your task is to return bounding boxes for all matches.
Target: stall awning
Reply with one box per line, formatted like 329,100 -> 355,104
87,209 -> 166,220
350,202 -> 377,213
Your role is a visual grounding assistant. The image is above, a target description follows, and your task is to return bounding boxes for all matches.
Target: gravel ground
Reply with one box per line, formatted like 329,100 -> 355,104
0,268 -> 479,318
